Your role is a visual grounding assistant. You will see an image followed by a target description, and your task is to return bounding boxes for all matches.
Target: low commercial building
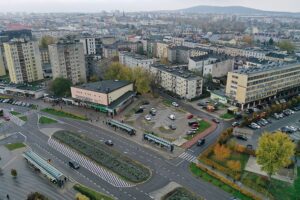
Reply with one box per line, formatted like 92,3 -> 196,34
0,83 -> 46,99
71,80 -> 135,115
150,64 -> 203,100
119,51 -> 155,69
226,62 -> 300,109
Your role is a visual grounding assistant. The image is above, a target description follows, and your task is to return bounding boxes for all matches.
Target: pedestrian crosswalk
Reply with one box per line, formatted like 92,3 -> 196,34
48,138 -> 133,188
178,152 -> 197,163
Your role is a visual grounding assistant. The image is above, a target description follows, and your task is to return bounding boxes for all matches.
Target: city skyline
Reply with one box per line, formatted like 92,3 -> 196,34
0,0 -> 300,13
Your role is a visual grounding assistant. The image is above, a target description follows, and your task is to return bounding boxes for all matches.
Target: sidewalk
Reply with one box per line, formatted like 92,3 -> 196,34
195,160 -> 267,200
181,119 -> 217,149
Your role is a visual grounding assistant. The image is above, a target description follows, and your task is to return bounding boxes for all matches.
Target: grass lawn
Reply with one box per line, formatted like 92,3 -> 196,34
41,108 -> 87,120
19,116 -> 27,121
242,168 -> 300,200
39,116 -> 57,124
162,99 -> 172,107
10,111 -> 21,116
73,184 -> 114,200
185,120 -> 211,140
190,163 -> 253,200
220,113 -> 235,119
5,143 -> 26,150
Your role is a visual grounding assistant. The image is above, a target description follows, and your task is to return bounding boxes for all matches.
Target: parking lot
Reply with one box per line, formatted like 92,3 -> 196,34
233,109 -> 300,149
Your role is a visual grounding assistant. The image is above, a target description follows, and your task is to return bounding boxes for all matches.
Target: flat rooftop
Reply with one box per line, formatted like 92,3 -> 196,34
120,51 -> 152,60
151,64 -> 201,80
233,62 -> 300,75
73,80 -> 132,94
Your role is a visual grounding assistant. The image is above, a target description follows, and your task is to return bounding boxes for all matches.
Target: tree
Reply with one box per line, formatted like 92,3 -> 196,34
89,75 -> 99,82
242,35 -> 253,45
256,131 -> 295,180
278,40 -> 295,53
268,38 -> 274,46
214,143 -> 231,161
227,160 -> 241,172
27,192 -> 48,200
75,193 -> 89,200
40,36 -> 56,48
49,77 -> 72,97
11,168 -> 17,177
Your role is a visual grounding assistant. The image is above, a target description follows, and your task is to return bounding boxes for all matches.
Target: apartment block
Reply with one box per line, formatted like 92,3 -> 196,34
155,42 -> 169,58
150,64 -> 203,100
168,46 -> 209,64
3,39 -> 43,83
49,37 -> 86,84
226,63 -> 300,109
0,48 -> 6,76
79,36 -> 102,57
119,51 -> 155,69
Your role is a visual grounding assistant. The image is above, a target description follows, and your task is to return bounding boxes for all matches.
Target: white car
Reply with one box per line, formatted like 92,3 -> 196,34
172,102 -> 179,107
144,115 -> 152,121
169,114 -> 176,120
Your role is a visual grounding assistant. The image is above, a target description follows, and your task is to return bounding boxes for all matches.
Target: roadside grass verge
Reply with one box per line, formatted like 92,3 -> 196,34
73,184 -> 114,200
19,116 -> 28,121
220,113 -> 235,119
190,163 -> 253,200
162,187 -> 202,200
41,108 -> 87,120
10,111 -> 21,116
185,120 -> 211,140
53,131 -> 151,183
39,116 -> 57,124
5,143 -> 26,150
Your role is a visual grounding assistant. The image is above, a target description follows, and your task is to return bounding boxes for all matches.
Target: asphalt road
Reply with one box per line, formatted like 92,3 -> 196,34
0,98 -> 232,200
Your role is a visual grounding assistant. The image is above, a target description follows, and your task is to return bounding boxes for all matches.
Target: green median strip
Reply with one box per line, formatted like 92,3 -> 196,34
41,108 -> 87,120
19,116 -> 28,121
10,111 -> 21,116
53,131 -> 151,183
5,143 -> 26,151
74,184 -> 114,200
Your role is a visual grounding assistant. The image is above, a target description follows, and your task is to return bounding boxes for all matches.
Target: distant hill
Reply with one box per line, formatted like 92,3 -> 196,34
178,5 -> 300,16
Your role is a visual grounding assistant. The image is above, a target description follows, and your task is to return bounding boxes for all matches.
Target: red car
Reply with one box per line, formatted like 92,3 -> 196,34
187,114 -> 194,119
191,123 -> 199,128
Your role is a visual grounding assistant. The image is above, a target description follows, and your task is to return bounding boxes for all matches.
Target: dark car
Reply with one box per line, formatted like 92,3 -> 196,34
197,138 -> 206,146
188,121 -> 198,126
135,108 -> 144,114
169,124 -> 177,130
212,118 -> 220,123
142,100 -> 150,105
105,140 -> 114,146
69,161 -> 80,169
232,122 -> 240,127
236,134 -> 248,141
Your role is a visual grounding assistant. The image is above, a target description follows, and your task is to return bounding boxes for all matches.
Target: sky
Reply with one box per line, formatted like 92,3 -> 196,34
0,0 -> 300,13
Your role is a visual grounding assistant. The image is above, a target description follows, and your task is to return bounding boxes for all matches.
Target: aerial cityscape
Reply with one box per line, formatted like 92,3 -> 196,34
0,0 -> 300,200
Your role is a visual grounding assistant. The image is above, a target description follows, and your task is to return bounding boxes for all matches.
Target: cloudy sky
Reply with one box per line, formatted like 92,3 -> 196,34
1,0 -> 299,13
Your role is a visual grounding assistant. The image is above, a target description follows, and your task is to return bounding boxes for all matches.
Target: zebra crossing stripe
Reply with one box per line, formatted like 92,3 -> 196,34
48,138 -> 133,188
179,152 -> 197,162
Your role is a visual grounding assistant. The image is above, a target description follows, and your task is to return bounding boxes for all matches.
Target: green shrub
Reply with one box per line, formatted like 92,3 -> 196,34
73,184 -> 114,200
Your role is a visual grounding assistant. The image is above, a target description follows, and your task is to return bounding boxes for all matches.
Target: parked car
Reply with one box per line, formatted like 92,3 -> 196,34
232,121 -> 240,127
69,160 -> 80,169
105,140 -> 113,146
187,114 -> 194,119
169,124 -> 177,130
135,108 -> 144,114
186,130 -> 196,135
172,102 -> 179,107
246,144 -> 253,150
144,115 -> 152,121
150,108 -> 157,116
248,122 -> 260,129
169,114 -> 176,120
191,123 -> 199,128
142,100 -> 150,105
212,118 -> 220,123
197,139 -> 206,146
236,134 -> 248,141
188,121 -> 198,126
280,126 -> 293,134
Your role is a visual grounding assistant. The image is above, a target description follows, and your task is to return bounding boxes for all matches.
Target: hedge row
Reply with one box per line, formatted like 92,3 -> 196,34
195,164 -> 262,200
53,131 -> 150,183
162,187 -> 201,200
